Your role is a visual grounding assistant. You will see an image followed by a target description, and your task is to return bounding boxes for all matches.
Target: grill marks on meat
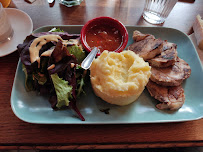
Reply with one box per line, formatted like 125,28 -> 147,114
148,41 -> 178,68
128,30 -> 191,111
148,57 -> 191,110
150,57 -> 191,86
127,32 -> 163,60
146,80 -> 185,110
162,41 -> 176,51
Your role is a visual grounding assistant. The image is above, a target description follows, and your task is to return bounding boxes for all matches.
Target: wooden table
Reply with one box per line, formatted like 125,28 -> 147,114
0,0 -> 203,150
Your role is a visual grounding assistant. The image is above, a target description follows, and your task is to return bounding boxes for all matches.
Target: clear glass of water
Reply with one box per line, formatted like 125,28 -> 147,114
143,0 -> 178,24
0,2 -> 13,43
59,0 -> 83,7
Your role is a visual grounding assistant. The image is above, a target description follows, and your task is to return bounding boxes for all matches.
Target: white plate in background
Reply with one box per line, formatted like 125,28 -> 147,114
0,8 -> 33,57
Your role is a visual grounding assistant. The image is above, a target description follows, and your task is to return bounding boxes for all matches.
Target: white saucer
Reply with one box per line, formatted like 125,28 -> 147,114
0,8 -> 33,57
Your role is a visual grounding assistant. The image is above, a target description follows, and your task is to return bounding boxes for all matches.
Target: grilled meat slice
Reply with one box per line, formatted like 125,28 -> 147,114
162,40 -> 177,51
150,57 -> 191,86
132,30 -> 155,42
146,80 -> 185,110
127,36 -> 163,61
148,41 -> 178,67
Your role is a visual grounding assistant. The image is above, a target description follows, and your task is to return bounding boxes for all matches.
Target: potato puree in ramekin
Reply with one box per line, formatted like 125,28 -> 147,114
90,50 -> 151,106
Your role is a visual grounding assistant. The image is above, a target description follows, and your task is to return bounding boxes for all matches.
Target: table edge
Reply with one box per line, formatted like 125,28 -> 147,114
1,141 -> 203,150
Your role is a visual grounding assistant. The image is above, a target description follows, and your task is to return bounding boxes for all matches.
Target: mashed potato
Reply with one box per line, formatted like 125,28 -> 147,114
90,50 -> 151,106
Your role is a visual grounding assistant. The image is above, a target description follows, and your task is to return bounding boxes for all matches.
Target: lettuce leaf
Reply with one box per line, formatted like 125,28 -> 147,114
22,64 -> 34,91
49,27 -> 64,33
68,45 -> 86,64
76,77 -> 85,97
18,30 -> 86,121
33,72 -> 47,85
51,73 -> 72,109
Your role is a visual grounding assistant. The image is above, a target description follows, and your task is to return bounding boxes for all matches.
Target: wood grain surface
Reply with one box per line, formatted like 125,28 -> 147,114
0,0 -> 203,150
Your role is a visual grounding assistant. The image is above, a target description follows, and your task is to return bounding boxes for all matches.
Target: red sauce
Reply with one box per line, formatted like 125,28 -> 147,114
85,24 -> 123,53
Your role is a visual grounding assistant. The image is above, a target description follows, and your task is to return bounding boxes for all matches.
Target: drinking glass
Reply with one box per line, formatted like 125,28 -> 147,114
143,0 -> 178,24
0,2 -> 13,43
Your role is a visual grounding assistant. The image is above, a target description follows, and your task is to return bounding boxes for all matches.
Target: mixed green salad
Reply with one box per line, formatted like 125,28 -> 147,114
17,28 -> 87,121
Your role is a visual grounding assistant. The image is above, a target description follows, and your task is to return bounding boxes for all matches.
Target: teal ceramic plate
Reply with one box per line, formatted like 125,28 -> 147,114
11,25 -> 203,124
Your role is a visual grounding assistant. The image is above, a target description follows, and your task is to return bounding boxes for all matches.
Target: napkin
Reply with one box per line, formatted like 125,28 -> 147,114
189,33 -> 203,65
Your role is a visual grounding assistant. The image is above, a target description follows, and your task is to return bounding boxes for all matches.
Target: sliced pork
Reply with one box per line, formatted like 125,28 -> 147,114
132,30 -> 155,42
129,30 -> 192,111
148,41 -> 178,68
146,80 -> 185,110
127,36 -> 163,61
150,57 -> 191,86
